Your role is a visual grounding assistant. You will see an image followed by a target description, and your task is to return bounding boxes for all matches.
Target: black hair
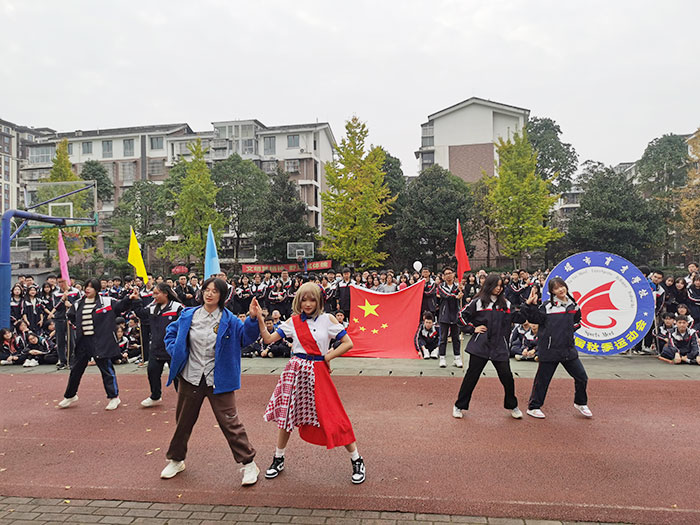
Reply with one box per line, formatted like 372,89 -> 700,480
442,266 -> 454,273
264,316 -> 274,323
662,312 -> 675,320
422,311 -> 434,321
650,269 -> 664,278
85,278 -> 101,294
47,274 -> 57,280
548,277 -> 577,305
155,282 -> 180,304
200,277 -> 229,309
475,274 -> 507,309
676,314 -> 689,323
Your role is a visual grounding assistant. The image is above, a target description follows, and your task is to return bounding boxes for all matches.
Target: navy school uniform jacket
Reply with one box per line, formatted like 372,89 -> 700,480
668,327 -> 699,359
437,283 -> 461,324
414,324 -> 440,352
67,295 -> 132,359
509,324 -> 527,356
132,299 -> 183,360
421,280 -> 437,314
522,298 -> 581,362
10,298 -> 23,325
686,285 -> 700,321
458,297 -> 525,361
336,279 -> 353,311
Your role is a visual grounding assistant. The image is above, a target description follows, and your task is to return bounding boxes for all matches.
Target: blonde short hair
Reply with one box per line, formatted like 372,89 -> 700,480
292,282 -> 325,317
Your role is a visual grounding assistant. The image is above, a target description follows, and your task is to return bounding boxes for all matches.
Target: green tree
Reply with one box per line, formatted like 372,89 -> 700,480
678,129 -> 700,253
38,139 -> 95,255
393,165 -> 473,270
321,116 -> 396,268
111,180 -> 166,266
156,140 -> 224,264
568,163 -> 663,263
487,130 -> 561,267
252,168 -> 316,262
376,148 -> 406,267
80,159 -> 114,202
526,117 -> 579,192
637,133 -> 689,262
211,153 -> 269,262
469,176 -> 497,267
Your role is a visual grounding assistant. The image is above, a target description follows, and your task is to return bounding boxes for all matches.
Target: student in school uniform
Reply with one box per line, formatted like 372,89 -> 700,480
453,274 -> 524,420
659,314 -> 700,365
414,311 -> 440,359
10,284 -> 24,328
57,279 -> 137,411
131,283 -> 184,407
22,286 -> 44,333
522,277 -> 592,419
336,268 -> 354,320
436,267 -> 464,368
652,313 -> 676,356
420,268 -> 437,318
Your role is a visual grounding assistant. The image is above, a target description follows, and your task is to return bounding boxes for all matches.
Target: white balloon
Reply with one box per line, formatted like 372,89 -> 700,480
413,260 -> 423,272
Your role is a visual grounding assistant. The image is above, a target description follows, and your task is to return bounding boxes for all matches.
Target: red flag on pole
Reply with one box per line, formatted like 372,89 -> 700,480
455,219 -> 471,280
345,282 -> 424,359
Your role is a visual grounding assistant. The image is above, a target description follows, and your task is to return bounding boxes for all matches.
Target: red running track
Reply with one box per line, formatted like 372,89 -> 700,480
0,372 -> 697,524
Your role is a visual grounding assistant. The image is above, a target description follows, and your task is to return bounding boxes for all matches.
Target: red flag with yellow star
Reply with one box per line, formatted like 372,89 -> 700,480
344,281 -> 424,358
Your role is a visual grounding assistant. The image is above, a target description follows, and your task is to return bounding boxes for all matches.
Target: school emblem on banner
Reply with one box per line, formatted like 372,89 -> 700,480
543,251 -> 655,356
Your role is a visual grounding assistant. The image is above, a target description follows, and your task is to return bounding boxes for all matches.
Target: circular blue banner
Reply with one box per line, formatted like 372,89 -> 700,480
543,251 -> 655,356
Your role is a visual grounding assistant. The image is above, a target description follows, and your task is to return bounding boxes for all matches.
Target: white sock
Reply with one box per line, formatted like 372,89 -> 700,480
350,449 -> 360,461
275,447 -> 285,458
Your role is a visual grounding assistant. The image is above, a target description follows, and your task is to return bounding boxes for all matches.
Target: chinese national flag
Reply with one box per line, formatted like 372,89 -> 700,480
455,218 -> 471,280
345,281 -> 424,359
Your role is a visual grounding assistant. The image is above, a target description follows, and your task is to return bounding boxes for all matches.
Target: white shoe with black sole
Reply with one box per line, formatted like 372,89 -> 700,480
351,457 -> 366,484
265,456 -> 285,479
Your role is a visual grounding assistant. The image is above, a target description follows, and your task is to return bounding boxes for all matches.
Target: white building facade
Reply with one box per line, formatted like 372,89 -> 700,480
416,97 -> 530,183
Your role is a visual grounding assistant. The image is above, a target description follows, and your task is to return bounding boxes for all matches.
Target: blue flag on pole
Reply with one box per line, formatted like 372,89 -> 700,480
204,225 -> 220,279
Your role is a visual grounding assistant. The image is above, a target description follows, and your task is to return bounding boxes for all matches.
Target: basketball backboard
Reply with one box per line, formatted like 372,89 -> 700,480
287,241 -> 314,260
23,180 -> 98,228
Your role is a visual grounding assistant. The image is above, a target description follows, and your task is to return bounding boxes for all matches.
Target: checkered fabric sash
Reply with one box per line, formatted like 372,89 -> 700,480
264,356 -> 319,432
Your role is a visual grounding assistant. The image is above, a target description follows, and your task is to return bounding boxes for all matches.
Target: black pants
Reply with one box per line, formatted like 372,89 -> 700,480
455,354 -> 518,410
64,340 -> 119,399
54,319 -> 74,365
141,324 -> 151,362
439,323 -> 461,356
528,358 -> 588,410
147,357 -> 174,400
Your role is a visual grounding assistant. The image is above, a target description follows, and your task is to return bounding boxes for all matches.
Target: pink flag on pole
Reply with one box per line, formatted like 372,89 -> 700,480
57,230 -> 70,283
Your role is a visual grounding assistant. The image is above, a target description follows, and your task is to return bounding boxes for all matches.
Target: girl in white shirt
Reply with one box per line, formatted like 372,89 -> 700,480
256,282 -> 365,484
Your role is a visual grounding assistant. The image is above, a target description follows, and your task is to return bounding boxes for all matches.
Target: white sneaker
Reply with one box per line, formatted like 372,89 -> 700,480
430,349 -> 439,359
422,349 -> 430,359
30,358 -> 40,367
161,460 -> 185,479
511,407 -> 523,419
452,405 -> 463,419
58,395 -> 78,408
574,404 -> 593,417
454,355 -> 463,368
105,397 -> 121,411
0,359 -> 11,365
241,461 -> 259,486
527,408 -> 546,419
141,397 -> 162,407
127,356 -> 140,364
514,354 -> 523,361
439,356 -> 447,368
23,359 -> 32,367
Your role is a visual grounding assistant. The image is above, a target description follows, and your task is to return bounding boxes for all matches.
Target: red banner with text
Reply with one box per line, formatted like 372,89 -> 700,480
241,260 -> 333,274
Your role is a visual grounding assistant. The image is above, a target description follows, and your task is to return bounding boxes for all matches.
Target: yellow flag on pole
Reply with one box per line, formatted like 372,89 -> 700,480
128,227 -> 149,284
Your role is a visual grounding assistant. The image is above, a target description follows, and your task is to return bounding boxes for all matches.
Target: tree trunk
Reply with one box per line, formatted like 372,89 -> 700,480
485,228 -> 491,268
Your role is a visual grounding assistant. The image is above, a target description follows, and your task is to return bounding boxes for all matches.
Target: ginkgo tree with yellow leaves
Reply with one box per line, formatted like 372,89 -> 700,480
321,116 -> 396,268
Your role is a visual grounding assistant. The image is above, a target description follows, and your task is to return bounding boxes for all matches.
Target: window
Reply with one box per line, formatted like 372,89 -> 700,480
148,159 -> 165,177
120,162 -> 136,183
123,139 -> 134,157
241,124 -> 254,138
103,237 -> 114,255
421,152 -> 434,171
215,126 -> 227,138
30,239 -> 47,251
287,135 -> 299,148
421,136 -> 434,147
242,139 -> 255,155
263,136 -> 276,155
102,140 -> 112,158
150,136 -> 163,150
67,143 -> 73,155
262,161 -> 277,174
29,145 -> 53,164
285,160 -> 300,173
82,142 -> 92,154
3,137 -> 8,143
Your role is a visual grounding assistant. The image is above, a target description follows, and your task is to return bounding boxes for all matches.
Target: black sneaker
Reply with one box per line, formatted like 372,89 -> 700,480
351,457 -> 366,484
56,362 -> 67,370
265,456 -> 285,479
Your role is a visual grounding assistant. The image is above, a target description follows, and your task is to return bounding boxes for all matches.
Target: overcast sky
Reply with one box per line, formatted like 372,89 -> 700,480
1,0 -> 698,177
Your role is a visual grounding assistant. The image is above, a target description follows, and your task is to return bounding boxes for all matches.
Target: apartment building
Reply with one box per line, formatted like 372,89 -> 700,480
415,97 -> 530,183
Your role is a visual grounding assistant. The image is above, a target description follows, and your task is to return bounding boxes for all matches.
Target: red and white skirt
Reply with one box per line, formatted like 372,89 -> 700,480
264,355 -> 356,449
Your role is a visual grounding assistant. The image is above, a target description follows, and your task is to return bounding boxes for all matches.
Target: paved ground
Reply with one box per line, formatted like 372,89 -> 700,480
0,496 -> 630,524
1,352 -> 699,525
